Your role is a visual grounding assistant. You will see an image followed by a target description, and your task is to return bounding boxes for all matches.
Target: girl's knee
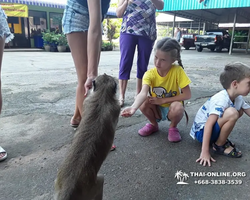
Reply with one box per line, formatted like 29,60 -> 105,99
169,102 -> 184,113
139,98 -> 150,111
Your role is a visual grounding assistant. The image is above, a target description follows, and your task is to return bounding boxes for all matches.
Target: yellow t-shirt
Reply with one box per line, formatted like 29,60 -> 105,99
143,65 -> 191,107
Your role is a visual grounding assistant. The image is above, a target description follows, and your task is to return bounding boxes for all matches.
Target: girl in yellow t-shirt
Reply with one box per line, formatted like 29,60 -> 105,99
121,37 -> 191,142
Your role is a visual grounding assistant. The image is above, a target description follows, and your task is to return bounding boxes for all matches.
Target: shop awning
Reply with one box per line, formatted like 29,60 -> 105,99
1,3 -> 28,17
0,0 -> 117,17
0,0 -> 65,9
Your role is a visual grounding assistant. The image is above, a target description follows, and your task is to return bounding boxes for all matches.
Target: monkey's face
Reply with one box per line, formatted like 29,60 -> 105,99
93,74 -> 117,95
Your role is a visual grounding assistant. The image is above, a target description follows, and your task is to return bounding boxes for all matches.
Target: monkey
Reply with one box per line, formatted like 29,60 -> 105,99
54,74 -> 121,200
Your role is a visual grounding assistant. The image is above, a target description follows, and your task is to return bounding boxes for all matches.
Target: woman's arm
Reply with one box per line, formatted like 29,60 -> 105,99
116,0 -> 129,18
151,0 -> 164,10
85,0 -> 103,94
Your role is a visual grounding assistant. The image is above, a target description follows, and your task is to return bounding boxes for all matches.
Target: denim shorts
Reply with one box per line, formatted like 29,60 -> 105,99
62,0 -> 89,34
195,122 -> 220,143
156,106 -> 170,122
0,6 -> 14,43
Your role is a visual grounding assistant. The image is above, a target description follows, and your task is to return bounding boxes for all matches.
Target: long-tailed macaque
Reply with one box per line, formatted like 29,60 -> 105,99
55,74 -> 120,200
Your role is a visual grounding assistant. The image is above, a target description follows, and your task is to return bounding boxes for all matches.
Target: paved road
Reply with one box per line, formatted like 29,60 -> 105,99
1,49 -> 250,200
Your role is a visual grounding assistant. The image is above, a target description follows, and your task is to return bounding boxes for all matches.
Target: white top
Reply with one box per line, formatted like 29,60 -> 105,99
190,89 -> 250,139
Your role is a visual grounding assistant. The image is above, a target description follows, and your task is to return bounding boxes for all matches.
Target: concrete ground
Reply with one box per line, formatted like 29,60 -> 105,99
0,48 -> 250,200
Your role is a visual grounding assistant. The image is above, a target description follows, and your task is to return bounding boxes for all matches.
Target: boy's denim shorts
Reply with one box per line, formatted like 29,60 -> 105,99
195,122 -> 220,143
0,7 -> 14,43
156,106 -> 170,122
62,0 -> 89,34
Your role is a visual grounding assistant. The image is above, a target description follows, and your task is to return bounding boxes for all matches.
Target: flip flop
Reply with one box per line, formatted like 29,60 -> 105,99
0,146 -> 7,162
70,117 -> 81,128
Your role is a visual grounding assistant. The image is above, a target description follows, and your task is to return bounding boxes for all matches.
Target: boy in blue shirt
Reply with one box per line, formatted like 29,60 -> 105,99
190,62 -> 250,167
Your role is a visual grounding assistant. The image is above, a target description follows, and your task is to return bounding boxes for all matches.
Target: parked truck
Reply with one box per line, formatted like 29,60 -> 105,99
194,29 -> 231,52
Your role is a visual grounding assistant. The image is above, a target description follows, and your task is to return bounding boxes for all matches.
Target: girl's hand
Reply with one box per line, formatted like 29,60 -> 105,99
148,96 -> 163,105
196,151 -> 216,167
121,107 -> 137,117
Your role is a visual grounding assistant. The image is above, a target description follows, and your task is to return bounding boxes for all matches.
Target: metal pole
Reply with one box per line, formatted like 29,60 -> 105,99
229,11 -> 237,55
198,20 -> 201,34
202,22 -> 206,34
245,27 -> 250,54
172,12 -> 176,38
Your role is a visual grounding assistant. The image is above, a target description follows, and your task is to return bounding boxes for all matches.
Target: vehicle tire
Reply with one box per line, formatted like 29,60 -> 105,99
210,47 -> 215,52
185,46 -> 190,50
215,46 -> 222,52
196,46 -> 203,52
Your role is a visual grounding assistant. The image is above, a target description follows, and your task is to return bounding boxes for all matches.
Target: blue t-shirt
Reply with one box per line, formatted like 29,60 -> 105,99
76,0 -> 111,19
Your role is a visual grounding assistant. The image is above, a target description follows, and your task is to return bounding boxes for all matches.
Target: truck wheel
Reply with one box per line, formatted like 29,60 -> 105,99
196,46 -> 203,52
215,46 -> 222,52
210,47 -> 215,52
185,46 -> 190,50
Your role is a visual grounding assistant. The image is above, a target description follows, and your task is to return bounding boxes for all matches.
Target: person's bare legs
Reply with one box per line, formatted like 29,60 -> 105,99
140,98 -> 161,127
0,36 -> 5,114
167,102 -> 184,128
119,78 -> 142,106
215,107 -> 242,154
67,32 -> 88,124
136,78 -> 142,96
0,36 -> 7,161
119,79 -> 128,107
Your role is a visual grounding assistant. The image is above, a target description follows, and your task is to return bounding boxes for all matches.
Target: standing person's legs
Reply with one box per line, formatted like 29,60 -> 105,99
62,0 -> 89,127
67,32 -> 88,126
0,6 -> 14,162
118,34 -> 137,107
137,36 -> 154,95
0,36 -> 5,114
0,36 -> 7,162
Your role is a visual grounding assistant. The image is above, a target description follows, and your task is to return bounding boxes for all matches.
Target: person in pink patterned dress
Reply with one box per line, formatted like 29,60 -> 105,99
116,0 -> 164,107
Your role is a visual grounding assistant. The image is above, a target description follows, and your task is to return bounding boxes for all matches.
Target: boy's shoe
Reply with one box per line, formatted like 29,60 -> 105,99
168,127 -> 181,142
0,146 -> 7,162
138,123 -> 159,137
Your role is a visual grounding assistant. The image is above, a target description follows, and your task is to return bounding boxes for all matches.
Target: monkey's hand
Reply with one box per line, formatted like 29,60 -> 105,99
84,77 -> 96,96
121,107 -> 137,117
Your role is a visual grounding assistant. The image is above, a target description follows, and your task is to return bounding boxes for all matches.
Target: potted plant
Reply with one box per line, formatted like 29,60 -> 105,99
56,34 -> 68,52
42,30 -> 53,51
50,32 -> 59,52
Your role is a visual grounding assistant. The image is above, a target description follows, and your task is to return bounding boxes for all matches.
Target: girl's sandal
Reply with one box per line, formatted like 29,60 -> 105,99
212,141 -> 242,158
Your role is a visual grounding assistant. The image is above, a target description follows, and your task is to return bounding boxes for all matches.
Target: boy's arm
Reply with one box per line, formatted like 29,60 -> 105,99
149,85 -> 191,105
197,114 -> 218,167
243,108 -> 250,117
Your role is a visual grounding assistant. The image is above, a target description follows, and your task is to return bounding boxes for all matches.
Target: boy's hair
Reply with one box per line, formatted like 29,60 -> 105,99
220,62 -> 250,89
154,37 -> 183,68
